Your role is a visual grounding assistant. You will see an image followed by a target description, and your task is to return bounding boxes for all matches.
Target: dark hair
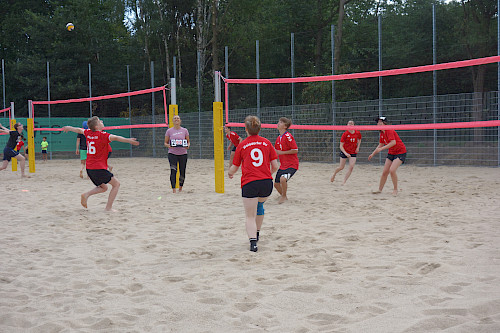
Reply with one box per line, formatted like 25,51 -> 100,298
279,117 -> 292,129
43,137 -> 47,139
224,125 -> 231,130
245,116 -> 261,135
87,116 -> 100,131
14,123 -> 23,130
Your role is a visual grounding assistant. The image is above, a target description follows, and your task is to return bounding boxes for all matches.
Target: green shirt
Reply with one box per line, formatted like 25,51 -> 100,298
41,141 -> 49,150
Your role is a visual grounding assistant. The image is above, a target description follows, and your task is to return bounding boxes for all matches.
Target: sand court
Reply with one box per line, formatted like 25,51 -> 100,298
1,158 -> 499,332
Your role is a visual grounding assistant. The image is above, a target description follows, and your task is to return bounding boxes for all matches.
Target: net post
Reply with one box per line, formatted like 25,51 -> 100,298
10,107 -> 17,171
27,100 -> 35,173
169,79 -> 180,188
213,71 -> 224,193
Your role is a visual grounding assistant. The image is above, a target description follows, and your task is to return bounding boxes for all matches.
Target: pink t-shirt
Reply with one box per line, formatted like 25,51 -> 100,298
165,127 -> 189,155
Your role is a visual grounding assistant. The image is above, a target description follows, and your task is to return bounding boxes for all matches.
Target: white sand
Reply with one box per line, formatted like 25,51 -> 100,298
1,158 -> 499,332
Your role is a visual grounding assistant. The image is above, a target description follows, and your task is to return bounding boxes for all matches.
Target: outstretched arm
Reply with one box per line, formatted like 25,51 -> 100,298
109,134 -> 139,146
62,126 -> 84,134
0,123 -> 10,133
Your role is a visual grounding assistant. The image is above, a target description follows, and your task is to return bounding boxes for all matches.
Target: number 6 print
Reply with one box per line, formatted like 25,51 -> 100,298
251,148 -> 263,167
87,141 -> 96,154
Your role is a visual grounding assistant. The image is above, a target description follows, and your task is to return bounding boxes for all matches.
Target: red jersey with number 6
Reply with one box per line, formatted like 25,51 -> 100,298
84,129 -> 111,170
274,131 -> 299,170
233,135 -> 278,187
340,130 -> 362,154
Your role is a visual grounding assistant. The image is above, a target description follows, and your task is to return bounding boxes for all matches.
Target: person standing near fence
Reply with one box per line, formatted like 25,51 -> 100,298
0,122 -> 30,178
274,117 -> 299,204
224,125 -> 242,168
228,116 -> 279,252
164,115 -> 190,193
331,120 -> 362,185
76,121 -> 88,178
368,116 -> 407,196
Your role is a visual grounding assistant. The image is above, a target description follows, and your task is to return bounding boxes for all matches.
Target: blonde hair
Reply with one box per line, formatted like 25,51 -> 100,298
245,116 -> 261,135
87,116 -> 100,131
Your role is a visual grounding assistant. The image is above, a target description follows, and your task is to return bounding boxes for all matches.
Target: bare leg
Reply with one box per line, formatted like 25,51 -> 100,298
105,177 -> 120,211
256,198 -> 267,231
331,158 -> 347,182
278,176 -> 288,204
81,184 -> 108,208
389,158 -> 403,196
16,154 -> 30,178
274,182 -> 283,197
374,158 -> 392,193
343,157 -> 357,185
0,160 -> 8,171
80,160 -> 85,178
178,186 -> 183,193
242,197 -> 258,239
229,151 -> 235,168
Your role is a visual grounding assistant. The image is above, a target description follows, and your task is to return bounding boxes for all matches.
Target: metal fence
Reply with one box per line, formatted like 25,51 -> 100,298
122,91 -> 499,167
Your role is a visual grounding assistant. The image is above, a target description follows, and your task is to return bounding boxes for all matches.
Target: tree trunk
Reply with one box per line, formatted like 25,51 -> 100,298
334,0 -> 347,73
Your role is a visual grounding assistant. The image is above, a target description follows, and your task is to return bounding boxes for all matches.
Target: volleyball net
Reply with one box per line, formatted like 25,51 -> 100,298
220,56 -> 500,166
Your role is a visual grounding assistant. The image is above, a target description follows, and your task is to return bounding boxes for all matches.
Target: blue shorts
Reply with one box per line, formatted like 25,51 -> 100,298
3,147 -> 19,161
242,179 -> 273,198
275,168 -> 297,183
387,153 -> 406,164
86,169 -> 114,186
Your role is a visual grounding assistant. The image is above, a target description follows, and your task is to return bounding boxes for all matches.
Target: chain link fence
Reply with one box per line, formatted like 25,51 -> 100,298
123,91 -> 498,167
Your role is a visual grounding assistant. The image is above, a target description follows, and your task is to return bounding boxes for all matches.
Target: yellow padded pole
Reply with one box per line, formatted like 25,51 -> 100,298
10,118 -> 17,171
213,102 -> 224,193
168,104 -> 180,188
27,118 -> 35,173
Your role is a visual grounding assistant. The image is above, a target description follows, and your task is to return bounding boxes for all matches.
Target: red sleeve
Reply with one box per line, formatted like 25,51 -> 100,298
340,132 -> 348,143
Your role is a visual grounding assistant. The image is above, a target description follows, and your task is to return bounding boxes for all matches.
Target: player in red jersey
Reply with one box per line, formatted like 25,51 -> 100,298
368,116 -> 407,196
62,116 -> 139,211
224,125 -> 242,168
274,117 -> 299,204
331,120 -> 362,185
228,116 -> 279,252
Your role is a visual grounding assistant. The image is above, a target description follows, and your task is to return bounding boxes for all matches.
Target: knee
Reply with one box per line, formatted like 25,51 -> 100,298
280,176 -> 288,184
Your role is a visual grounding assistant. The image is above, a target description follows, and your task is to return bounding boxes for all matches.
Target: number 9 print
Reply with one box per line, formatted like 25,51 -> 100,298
251,148 -> 263,167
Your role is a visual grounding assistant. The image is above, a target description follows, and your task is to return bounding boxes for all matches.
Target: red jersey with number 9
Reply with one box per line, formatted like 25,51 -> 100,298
233,135 -> 278,187
84,129 -> 111,170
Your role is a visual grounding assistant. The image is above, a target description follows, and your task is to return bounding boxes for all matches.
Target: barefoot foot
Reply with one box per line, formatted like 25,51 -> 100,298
80,171 -> 83,178
278,196 -> 288,204
330,174 -> 335,182
372,190 -> 382,194
392,189 -> 399,196
81,194 -> 88,208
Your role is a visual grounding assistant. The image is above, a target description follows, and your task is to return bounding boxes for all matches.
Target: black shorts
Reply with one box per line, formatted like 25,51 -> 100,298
340,151 -> 357,158
387,153 -> 406,163
275,168 -> 297,183
87,169 -> 114,186
231,146 -> 236,152
2,147 -> 19,161
108,151 -> 112,158
42,150 -> 47,154
242,179 -> 273,198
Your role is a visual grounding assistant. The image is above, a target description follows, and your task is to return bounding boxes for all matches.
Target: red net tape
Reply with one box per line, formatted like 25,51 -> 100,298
225,120 -> 500,131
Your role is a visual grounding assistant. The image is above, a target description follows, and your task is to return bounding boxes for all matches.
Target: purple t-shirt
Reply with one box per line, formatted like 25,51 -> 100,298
165,127 -> 189,155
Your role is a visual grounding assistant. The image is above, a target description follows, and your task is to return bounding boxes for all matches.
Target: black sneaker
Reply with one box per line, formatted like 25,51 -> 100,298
250,240 -> 258,252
